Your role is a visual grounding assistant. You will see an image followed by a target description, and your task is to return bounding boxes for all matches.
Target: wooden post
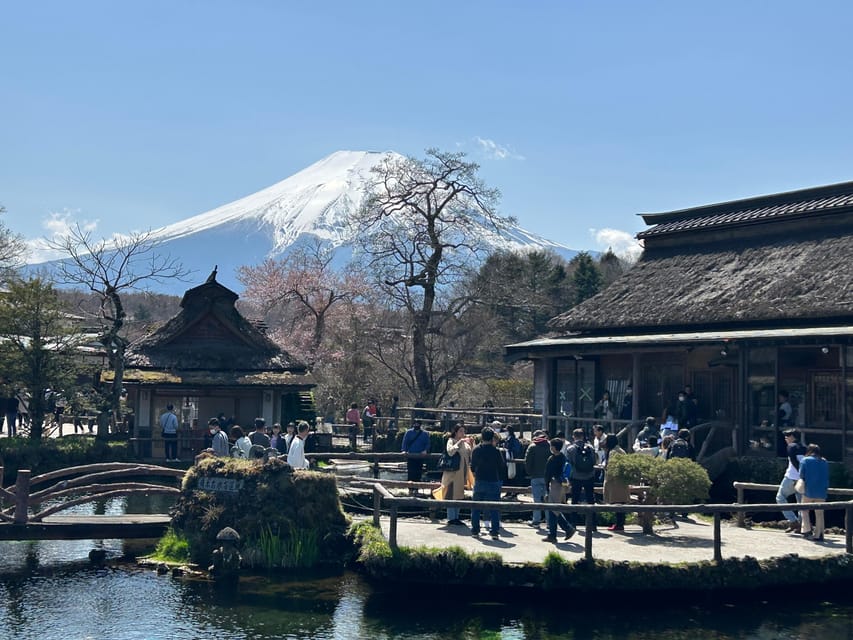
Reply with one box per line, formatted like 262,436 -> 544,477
584,511 -> 594,562
373,485 -> 382,528
713,512 -> 722,563
389,505 -> 398,550
736,486 -> 745,527
372,460 -> 380,479
846,505 -> 853,554
14,470 -> 30,525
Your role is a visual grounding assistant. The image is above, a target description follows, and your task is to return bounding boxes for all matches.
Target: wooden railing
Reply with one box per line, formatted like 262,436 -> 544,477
732,481 -> 853,527
0,463 -> 184,525
357,480 -> 853,563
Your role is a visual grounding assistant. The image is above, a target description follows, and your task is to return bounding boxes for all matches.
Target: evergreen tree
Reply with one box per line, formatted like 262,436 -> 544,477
0,278 -> 82,439
571,252 -> 602,305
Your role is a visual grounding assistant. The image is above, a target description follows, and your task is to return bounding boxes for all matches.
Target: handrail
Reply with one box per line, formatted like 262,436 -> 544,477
366,481 -> 853,562
732,481 -> 853,527
0,463 -> 183,525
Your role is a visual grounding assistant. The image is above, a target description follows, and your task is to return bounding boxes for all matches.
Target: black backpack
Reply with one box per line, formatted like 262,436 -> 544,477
573,443 -> 596,474
668,438 -> 691,459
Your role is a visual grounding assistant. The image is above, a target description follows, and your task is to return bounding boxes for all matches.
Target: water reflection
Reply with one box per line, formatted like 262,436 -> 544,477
0,514 -> 853,639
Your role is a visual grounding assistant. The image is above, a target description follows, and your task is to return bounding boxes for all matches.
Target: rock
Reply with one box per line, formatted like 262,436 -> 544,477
156,562 -> 169,575
88,549 -> 107,565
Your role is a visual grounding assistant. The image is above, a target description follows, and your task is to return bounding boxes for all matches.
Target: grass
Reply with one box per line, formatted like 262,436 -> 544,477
151,528 -> 191,563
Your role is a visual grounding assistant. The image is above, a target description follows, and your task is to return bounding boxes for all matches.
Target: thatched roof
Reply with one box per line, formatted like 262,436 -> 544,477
551,218 -> 853,334
125,270 -> 304,373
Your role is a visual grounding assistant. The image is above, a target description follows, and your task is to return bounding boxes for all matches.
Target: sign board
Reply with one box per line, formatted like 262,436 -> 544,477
197,477 -> 244,493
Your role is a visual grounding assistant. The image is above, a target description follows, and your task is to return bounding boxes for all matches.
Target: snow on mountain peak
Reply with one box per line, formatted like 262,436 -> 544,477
150,150 -> 400,251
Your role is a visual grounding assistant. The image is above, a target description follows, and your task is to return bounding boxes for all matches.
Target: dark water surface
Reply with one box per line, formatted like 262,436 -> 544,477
1,498 -> 853,639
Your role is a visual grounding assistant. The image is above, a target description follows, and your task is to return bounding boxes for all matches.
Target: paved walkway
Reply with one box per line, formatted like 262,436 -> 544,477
371,516 -> 846,565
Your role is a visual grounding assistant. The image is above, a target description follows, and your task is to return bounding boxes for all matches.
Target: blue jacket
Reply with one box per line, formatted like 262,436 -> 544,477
799,455 -> 829,499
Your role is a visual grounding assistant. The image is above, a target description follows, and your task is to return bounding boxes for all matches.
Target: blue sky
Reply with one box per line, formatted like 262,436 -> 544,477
2,1 -> 853,258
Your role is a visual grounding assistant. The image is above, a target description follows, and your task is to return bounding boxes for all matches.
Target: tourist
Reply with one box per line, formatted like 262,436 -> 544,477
777,391 -> 794,427
470,426 -> 507,539
346,402 -> 361,451
270,423 -> 287,454
284,422 -> 296,453
503,425 -> 522,461
594,391 -> 613,422
209,418 -> 230,457
362,399 -> 377,443
4,391 -> 18,437
387,395 -> 399,436
542,437 -> 575,543
401,420 -> 430,482
665,428 -> 694,460
524,429 -> 550,528
159,403 -> 179,461
657,434 -> 675,459
674,389 -> 698,429
230,426 -> 251,458
602,434 -> 630,531
286,421 -> 311,470
249,418 -> 271,448
592,424 -> 607,464
633,416 -> 660,452
799,444 -> 829,542
619,386 -> 633,421
777,429 -> 806,532
440,423 -> 473,526
565,428 -> 597,531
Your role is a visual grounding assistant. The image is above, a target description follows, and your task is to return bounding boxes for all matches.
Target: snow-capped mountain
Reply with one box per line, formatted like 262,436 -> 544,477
35,150 -> 583,295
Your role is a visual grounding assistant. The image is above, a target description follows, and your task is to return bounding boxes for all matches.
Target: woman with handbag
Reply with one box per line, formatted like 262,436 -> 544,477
439,423 -> 473,526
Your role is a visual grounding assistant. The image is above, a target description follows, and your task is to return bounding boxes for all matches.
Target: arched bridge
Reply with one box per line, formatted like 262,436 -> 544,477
0,463 -> 183,540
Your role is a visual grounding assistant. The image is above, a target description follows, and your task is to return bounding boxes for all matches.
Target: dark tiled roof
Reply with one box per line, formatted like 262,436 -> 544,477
639,180 -> 853,239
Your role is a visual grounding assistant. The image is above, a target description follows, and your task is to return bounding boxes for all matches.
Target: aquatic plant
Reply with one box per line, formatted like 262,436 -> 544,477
152,527 -> 190,563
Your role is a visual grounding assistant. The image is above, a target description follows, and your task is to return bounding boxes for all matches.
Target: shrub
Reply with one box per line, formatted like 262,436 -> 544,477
607,454 -> 710,505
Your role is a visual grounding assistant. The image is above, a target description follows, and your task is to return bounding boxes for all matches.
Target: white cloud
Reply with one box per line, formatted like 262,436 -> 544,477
589,227 -> 643,262
474,137 -> 525,161
25,210 -> 99,264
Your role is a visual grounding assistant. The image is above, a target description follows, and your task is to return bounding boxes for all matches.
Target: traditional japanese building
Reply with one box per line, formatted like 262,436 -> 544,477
115,269 -> 314,457
506,181 -> 853,460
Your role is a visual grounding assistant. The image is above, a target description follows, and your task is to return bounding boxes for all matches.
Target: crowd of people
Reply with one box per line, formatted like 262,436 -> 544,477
429,413 -> 704,543
182,410 -> 313,470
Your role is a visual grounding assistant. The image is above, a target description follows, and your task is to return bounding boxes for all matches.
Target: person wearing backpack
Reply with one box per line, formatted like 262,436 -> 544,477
565,428 -> 598,530
666,428 -> 694,460
542,437 -> 576,543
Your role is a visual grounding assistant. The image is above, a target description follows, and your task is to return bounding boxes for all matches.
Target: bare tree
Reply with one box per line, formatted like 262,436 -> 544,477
47,226 -> 188,432
352,149 -> 508,406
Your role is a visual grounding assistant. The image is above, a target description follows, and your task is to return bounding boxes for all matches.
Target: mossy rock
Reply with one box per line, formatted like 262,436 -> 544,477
171,457 -> 350,568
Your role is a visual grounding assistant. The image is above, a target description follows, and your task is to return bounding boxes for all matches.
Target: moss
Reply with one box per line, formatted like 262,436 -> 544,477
172,457 -> 350,569
349,521 -> 853,593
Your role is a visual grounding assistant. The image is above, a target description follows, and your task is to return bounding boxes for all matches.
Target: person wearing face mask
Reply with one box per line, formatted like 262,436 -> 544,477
209,418 -> 230,457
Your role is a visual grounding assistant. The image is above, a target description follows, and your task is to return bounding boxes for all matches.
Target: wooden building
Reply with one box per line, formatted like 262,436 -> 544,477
116,269 -> 314,457
506,181 -> 853,459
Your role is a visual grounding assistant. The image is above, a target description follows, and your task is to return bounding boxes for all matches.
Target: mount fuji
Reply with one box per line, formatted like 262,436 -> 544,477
37,151 -> 583,295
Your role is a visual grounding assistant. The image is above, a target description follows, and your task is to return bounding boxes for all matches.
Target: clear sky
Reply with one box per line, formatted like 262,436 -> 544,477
2,1 -> 852,259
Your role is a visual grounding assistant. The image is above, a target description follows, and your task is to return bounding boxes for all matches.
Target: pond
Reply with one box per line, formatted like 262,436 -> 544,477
1,497 -> 853,639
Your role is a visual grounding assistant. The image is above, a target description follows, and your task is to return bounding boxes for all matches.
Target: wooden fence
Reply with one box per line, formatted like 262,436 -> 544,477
0,463 -> 184,525
356,480 -> 853,563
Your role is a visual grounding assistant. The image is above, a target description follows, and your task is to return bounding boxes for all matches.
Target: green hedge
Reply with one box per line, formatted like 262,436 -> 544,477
0,435 -> 132,484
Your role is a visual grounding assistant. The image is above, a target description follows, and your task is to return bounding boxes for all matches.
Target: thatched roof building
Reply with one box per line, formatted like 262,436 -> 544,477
118,269 -> 315,459
506,181 -> 853,461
